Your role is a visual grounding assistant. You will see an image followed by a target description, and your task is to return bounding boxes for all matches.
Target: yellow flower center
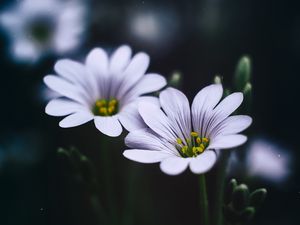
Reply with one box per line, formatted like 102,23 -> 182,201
175,132 -> 210,158
93,98 -> 119,116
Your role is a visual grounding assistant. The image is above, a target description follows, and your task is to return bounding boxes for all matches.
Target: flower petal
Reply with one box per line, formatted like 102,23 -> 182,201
125,128 -> 176,154
43,75 -> 88,104
54,59 -> 84,83
123,149 -> 171,163
85,47 -> 109,78
54,59 -> 97,99
85,48 -> 109,98
118,52 -> 150,94
159,87 -> 191,142
120,73 -> 166,100
206,92 -> 244,136
118,102 -> 146,132
189,150 -> 217,174
208,134 -> 247,149
12,39 -> 40,61
94,116 -> 123,137
209,115 -> 252,138
139,102 -> 177,142
109,45 -> 132,75
45,98 -> 86,116
160,157 -> 189,175
191,84 -> 223,136
59,111 -> 93,128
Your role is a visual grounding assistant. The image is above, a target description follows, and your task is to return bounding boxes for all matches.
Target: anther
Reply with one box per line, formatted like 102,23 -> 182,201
176,138 -> 183,145
191,132 -> 199,137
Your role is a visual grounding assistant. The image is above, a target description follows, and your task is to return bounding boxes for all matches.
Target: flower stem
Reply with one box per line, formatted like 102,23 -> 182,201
211,151 -> 231,225
199,174 -> 209,225
99,136 -> 118,225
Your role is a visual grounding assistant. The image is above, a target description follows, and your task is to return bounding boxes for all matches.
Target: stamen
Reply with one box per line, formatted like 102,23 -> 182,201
191,132 -> 199,137
175,131 -> 210,158
93,98 -> 119,116
176,138 -> 183,145
202,137 -> 209,143
181,146 -> 188,154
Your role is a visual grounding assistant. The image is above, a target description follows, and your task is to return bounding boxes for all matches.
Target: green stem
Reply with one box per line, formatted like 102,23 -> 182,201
199,174 -> 209,225
99,136 -> 118,225
122,165 -> 138,225
211,151 -> 231,225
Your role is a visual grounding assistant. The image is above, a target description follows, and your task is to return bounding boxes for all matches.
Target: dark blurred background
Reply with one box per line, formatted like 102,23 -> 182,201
0,0 -> 299,225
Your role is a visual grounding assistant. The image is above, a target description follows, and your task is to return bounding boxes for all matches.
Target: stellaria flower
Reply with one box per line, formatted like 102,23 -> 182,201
0,0 -> 87,62
123,85 -> 252,175
44,45 -> 167,137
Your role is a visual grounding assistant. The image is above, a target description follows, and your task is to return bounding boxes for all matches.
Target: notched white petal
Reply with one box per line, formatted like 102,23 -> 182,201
123,149 -> 170,163
85,47 -> 109,76
109,45 -> 132,74
59,111 -> 93,128
189,150 -> 217,174
94,116 -> 123,137
45,98 -> 85,116
208,134 -> 248,149
160,157 -> 189,175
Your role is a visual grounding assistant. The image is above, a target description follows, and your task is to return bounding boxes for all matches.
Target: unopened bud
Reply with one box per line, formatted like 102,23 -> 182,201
214,75 -> 222,84
234,56 -> 251,91
240,207 -> 255,222
225,178 -> 237,204
232,184 -> 249,211
249,188 -> 267,208
168,71 -> 182,88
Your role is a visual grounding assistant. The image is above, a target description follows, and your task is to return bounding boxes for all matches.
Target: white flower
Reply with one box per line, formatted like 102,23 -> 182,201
44,45 -> 167,137
0,0 -> 86,62
246,137 -> 291,183
123,85 -> 252,175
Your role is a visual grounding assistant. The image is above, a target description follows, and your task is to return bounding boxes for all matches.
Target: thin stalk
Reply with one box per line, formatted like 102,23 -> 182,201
199,174 -> 209,225
99,136 -> 118,225
122,165 -> 138,225
211,151 -> 231,225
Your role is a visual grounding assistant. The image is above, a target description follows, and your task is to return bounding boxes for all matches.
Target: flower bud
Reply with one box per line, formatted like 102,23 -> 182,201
234,56 -> 251,91
240,207 -> 255,222
168,71 -> 182,88
249,188 -> 267,208
225,178 -> 237,204
214,75 -> 222,84
232,184 -> 249,211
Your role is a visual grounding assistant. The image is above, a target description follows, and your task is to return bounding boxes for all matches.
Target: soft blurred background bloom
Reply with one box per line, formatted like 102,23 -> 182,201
0,0 -> 88,63
0,0 -> 299,225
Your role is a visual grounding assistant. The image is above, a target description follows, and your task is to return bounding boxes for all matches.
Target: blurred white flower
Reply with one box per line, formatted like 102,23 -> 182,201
246,138 -> 291,183
126,7 -> 179,53
123,85 -> 252,175
0,0 -> 87,62
44,45 -> 167,137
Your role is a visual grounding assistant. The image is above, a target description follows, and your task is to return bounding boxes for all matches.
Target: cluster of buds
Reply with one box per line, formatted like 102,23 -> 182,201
223,179 -> 267,225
